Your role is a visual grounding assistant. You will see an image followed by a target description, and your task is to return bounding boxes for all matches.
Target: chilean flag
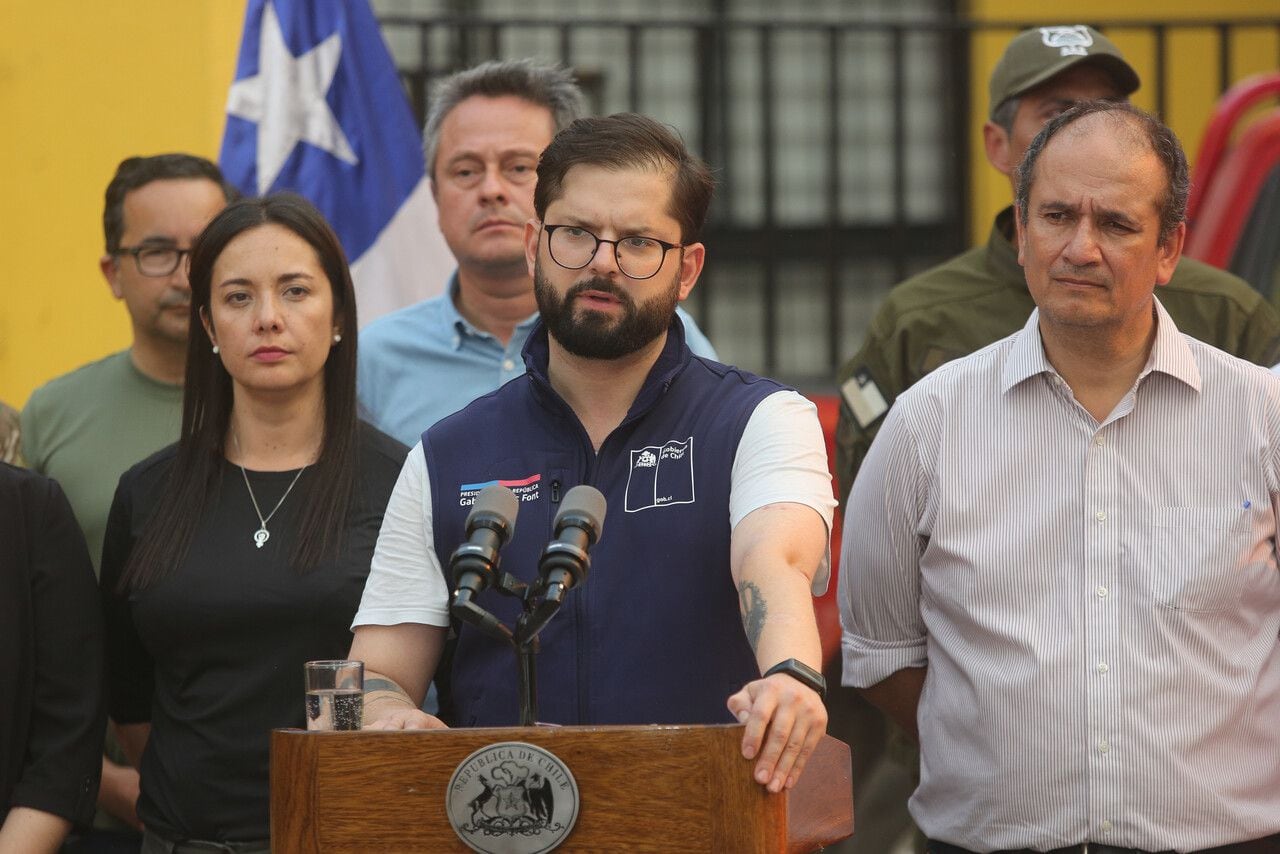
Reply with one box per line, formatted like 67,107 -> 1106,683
219,0 -> 452,325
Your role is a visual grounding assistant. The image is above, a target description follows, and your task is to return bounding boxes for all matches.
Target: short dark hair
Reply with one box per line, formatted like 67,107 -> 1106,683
534,113 -> 715,244
102,154 -> 236,254
1016,100 -> 1188,245
423,59 -> 585,180
120,194 -> 360,589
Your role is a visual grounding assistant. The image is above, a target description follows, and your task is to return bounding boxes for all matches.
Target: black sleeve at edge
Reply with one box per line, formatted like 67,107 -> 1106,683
12,476 -> 105,826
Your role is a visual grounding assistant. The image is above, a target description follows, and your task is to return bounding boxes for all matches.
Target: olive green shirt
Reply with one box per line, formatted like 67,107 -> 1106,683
835,207 -> 1280,503
21,350 -> 183,575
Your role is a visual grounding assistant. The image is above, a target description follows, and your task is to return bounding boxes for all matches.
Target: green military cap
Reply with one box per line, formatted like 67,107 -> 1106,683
989,25 -> 1140,119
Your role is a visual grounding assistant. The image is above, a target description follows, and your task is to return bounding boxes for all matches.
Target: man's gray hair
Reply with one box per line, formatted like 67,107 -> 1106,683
422,58 -> 586,179
1016,100 -> 1189,246
990,96 -> 1020,136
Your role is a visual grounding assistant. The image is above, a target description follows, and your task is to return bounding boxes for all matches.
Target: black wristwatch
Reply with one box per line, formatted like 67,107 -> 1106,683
764,658 -> 826,698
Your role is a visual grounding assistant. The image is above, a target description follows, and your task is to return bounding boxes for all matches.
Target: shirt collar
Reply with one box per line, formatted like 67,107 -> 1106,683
445,270 -> 541,350
1143,297 -> 1201,391
1002,297 -> 1202,394
1002,309 -> 1056,392
124,349 -> 183,391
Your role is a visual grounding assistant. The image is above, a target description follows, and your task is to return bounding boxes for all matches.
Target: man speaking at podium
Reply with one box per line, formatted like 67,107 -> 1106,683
349,113 -> 837,793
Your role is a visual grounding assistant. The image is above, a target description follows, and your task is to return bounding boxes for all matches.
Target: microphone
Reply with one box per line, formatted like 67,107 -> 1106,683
513,486 -> 606,648
536,485 -> 606,605
450,484 -> 519,609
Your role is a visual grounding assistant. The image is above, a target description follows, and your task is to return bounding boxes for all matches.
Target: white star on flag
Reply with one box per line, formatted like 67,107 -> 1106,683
225,0 -> 358,195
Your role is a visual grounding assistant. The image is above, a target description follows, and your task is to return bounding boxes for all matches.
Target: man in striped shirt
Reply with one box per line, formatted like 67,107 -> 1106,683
841,101 -> 1280,852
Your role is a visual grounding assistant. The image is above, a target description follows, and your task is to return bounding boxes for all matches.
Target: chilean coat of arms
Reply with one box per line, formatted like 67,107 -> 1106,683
446,742 -> 579,854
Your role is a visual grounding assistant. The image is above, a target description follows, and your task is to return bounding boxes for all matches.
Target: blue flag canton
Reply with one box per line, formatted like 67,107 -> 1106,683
220,0 -> 424,262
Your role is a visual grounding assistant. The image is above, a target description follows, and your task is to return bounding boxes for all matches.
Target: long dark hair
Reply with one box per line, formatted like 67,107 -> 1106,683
120,193 -> 360,589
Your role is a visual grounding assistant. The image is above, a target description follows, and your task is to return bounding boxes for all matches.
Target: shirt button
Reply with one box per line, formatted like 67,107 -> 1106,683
1098,739 -> 1110,753
1095,511 -> 1106,522
1100,819 -> 1113,833
502,359 -> 515,371
1094,435 -> 1105,446
1096,585 -> 1108,598
1097,662 -> 1109,674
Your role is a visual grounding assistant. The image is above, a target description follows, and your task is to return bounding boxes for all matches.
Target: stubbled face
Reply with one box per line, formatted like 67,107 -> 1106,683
988,63 -> 1123,183
203,223 -> 338,400
1016,113 -> 1183,342
103,178 -> 227,346
432,95 -> 556,281
525,163 -> 704,360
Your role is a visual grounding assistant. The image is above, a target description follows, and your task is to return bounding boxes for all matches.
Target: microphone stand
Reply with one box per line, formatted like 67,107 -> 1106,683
514,624 -> 540,727
450,572 -> 562,726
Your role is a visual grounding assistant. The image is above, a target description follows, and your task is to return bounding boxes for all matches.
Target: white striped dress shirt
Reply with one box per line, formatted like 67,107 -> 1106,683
840,300 -> 1280,851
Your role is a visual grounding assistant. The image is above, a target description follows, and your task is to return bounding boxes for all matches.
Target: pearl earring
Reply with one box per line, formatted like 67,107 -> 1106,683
212,344 -> 220,354
332,333 -> 342,344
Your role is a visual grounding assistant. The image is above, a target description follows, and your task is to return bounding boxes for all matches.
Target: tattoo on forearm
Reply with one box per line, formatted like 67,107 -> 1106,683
738,581 -> 767,652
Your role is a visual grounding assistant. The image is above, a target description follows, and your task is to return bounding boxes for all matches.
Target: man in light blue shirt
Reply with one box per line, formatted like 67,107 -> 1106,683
359,60 -> 715,445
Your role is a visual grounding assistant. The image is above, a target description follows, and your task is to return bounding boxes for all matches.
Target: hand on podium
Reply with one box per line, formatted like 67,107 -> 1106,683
724,502 -> 830,795
726,672 -> 828,794
358,672 -> 448,730
363,708 -> 448,730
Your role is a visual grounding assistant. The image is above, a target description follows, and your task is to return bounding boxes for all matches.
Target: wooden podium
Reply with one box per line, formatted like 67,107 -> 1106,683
271,724 -> 852,852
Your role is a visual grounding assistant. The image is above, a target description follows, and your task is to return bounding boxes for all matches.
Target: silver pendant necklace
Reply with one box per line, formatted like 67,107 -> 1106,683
233,431 -> 308,549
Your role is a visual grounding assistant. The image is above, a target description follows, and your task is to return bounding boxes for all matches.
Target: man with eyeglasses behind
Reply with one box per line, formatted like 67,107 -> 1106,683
20,153 -> 232,850
357,59 -> 716,449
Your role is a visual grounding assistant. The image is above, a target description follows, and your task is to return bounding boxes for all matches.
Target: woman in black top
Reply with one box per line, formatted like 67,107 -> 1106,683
100,195 -> 406,851
0,464 -> 104,853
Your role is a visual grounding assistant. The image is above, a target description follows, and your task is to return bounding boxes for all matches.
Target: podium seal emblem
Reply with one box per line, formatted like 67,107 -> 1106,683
446,741 -> 579,853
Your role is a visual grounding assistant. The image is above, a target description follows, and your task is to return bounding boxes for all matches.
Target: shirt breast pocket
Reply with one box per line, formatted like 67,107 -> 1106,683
1150,507 -> 1251,613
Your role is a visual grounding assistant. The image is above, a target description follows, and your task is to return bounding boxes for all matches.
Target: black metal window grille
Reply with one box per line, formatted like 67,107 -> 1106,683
375,4 -> 1280,387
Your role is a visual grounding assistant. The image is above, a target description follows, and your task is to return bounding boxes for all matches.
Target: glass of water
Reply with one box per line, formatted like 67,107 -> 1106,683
304,660 -> 364,731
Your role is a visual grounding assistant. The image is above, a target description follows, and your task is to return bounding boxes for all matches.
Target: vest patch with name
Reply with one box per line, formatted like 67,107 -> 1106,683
458,473 -> 541,506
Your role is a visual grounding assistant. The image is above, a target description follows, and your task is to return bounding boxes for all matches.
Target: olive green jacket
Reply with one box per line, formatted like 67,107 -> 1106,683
835,207 -> 1280,503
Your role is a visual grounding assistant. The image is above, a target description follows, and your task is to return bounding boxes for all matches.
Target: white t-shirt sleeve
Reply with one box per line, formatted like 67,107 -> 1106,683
729,389 -> 837,596
352,441 -> 452,628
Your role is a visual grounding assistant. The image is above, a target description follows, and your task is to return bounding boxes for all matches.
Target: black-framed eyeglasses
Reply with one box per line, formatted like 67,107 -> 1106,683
543,224 -> 682,280
114,245 -> 193,277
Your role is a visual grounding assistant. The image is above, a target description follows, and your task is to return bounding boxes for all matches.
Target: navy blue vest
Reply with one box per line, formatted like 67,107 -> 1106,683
423,320 -> 786,727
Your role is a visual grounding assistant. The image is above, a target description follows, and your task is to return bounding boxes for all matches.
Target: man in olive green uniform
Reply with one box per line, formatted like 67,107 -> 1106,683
828,27 -> 1280,854
835,25 -> 1280,504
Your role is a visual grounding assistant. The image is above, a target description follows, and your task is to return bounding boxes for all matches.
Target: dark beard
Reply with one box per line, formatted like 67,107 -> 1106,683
534,263 -> 679,360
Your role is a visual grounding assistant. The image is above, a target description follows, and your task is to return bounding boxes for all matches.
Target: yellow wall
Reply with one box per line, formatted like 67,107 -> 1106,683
3,3 -> 1276,404
0,2 -> 244,407
967,1 -> 1280,244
